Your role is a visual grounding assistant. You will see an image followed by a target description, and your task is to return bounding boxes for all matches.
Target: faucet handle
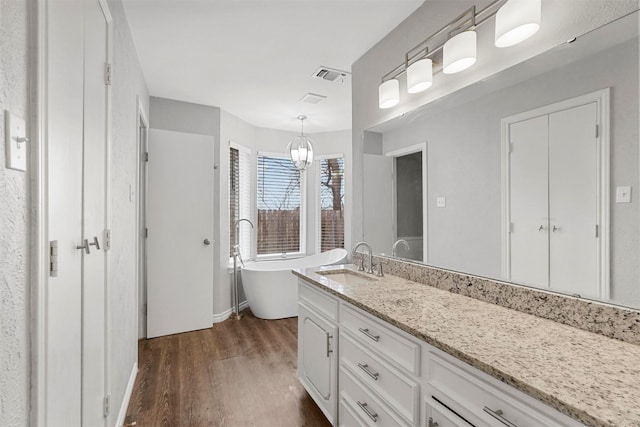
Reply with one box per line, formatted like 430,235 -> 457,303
375,263 -> 384,277
356,258 -> 365,272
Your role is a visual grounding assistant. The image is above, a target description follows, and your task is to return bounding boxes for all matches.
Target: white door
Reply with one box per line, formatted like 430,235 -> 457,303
509,115 -> 549,287
147,129 -> 214,338
82,0 -> 109,424
363,154 -> 394,255
549,103 -> 598,297
46,1 -> 85,423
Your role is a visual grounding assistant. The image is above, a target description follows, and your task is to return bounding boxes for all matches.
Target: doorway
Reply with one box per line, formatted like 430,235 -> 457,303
137,98 -> 149,339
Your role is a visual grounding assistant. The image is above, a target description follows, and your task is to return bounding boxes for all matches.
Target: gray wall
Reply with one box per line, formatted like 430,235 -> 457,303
107,0 -> 150,420
0,0 -> 29,424
351,0 -> 639,259
373,38 -> 638,307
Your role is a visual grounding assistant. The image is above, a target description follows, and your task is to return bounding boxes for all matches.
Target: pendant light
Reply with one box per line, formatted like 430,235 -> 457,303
287,115 -> 314,171
443,30 -> 477,74
407,58 -> 433,94
495,0 -> 541,48
378,78 -> 400,109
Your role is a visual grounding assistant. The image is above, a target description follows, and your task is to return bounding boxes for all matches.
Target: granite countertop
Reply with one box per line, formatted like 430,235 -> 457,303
292,265 -> 640,427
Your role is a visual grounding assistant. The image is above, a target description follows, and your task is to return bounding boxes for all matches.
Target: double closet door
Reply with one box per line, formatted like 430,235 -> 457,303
508,102 -> 600,298
46,0 -> 110,425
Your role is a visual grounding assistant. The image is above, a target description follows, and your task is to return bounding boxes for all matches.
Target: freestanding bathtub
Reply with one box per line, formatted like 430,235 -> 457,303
241,248 -> 348,319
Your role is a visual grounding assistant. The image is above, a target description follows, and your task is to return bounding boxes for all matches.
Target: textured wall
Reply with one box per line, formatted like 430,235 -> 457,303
0,0 -> 30,425
107,0 -> 149,422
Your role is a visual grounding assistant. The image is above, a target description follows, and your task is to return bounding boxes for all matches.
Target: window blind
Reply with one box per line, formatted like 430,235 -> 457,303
257,155 -> 302,255
318,157 -> 345,252
229,146 -> 251,259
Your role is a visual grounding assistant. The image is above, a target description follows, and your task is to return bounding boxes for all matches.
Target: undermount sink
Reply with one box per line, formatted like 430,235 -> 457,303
317,269 -> 377,285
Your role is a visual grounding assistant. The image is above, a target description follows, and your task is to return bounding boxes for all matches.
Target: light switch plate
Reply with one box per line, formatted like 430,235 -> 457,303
616,186 -> 631,203
436,197 -> 446,208
5,110 -> 27,172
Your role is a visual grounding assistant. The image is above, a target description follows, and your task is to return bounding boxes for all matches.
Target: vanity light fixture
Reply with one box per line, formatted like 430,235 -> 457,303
407,58 -> 433,93
379,78 -> 400,109
287,115 -> 314,171
377,0 -> 542,109
494,0 -> 541,48
443,30 -> 477,74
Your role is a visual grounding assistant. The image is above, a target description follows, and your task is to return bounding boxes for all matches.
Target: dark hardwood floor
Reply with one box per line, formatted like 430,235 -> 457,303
124,310 -> 331,427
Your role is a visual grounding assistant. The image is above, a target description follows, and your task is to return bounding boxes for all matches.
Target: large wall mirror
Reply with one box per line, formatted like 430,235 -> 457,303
363,10 -> 640,310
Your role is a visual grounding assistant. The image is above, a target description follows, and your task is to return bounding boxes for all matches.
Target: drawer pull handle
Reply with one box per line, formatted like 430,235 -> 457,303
483,406 -> 518,427
357,363 -> 379,381
357,401 -> 378,422
428,418 -> 439,427
358,327 -> 380,342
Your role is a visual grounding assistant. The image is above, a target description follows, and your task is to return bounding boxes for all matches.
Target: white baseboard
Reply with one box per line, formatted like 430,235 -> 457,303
212,300 -> 249,323
115,362 -> 138,427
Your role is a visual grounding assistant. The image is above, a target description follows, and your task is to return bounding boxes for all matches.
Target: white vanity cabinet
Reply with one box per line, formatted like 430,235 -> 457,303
297,278 -> 585,427
298,281 -> 339,425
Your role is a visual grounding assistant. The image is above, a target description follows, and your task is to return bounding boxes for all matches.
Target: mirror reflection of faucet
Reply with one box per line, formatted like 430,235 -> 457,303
392,239 -> 410,257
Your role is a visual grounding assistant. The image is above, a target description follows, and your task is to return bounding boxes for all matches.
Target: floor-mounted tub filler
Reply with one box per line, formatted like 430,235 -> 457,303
242,248 -> 348,319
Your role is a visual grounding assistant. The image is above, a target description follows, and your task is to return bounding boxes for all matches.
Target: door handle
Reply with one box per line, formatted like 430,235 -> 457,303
76,239 -> 90,254
89,236 -> 101,250
203,238 -> 211,246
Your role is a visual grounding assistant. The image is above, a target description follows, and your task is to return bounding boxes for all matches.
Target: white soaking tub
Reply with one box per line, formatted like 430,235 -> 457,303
241,248 -> 348,319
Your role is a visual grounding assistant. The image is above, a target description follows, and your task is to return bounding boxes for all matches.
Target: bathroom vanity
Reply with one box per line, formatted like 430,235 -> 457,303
294,265 -> 640,427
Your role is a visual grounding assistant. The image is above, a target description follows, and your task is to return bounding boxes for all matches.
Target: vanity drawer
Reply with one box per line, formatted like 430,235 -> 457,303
340,332 -> 419,425
339,399 -> 368,427
340,367 -> 410,427
299,280 -> 338,321
340,303 -> 421,375
427,353 -> 577,427
424,397 -> 486,427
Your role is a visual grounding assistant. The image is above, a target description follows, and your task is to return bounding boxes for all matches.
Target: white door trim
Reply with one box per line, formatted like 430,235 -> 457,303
136,96 -> 149,339
384,143 -> 429,263
31,0 -> 48,425
501,88 -> 610,300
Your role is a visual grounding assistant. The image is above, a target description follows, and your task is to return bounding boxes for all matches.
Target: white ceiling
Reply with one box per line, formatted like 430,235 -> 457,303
123,0 -> 424,133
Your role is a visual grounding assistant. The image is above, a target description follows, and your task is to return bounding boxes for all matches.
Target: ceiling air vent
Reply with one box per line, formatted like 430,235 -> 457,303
300,93 -> 327,104
313,66 -> 350,82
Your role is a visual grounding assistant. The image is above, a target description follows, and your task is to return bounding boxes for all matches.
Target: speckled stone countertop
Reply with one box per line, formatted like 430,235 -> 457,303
292,266 -> 640,427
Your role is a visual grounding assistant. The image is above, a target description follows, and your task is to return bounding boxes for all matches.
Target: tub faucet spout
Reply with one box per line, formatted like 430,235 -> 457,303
352,241 -> 374,274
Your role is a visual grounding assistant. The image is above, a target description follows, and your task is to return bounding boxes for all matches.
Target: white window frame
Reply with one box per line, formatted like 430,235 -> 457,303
315,153 -> 345,254
229,141 -> 253,265
256,151 -> 307,260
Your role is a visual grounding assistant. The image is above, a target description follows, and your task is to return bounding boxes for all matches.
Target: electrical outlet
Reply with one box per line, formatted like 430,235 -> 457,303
4,110 -> 28,172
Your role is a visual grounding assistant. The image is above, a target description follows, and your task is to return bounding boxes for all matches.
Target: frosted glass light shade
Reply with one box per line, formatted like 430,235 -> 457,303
407,58 -> 433,94
443,30 -> 477,74
378,79 -> 400,109
495,0 -> 541,48
287,135 -> 314,170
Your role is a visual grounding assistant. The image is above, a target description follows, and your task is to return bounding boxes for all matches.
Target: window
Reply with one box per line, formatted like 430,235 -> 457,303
257,154 -> 304,256
229,145 -> 251,259
318,157 -> 345,252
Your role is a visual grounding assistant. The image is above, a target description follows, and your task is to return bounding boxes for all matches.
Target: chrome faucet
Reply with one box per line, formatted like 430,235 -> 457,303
232,218 -> 254,320
352,241 -> 374,274
234,218 -> 254,245
391,239 -> 410,257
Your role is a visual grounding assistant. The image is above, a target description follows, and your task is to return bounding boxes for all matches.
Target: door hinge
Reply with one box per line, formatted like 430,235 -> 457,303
145,228 -> 149,238
143,303 -> 148,315
509,222 -> 514,233
144,152 -> 149,162
595,224 -> 599,238
49,240 -> 58,277
509,143 -> 514,154
103,394 -> 111,417
105,63 -> 112,86
595,124 -> 599,139
104,229 -> 111,250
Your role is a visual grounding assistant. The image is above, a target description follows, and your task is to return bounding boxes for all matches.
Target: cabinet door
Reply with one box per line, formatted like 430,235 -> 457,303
298,302 -> 337,424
